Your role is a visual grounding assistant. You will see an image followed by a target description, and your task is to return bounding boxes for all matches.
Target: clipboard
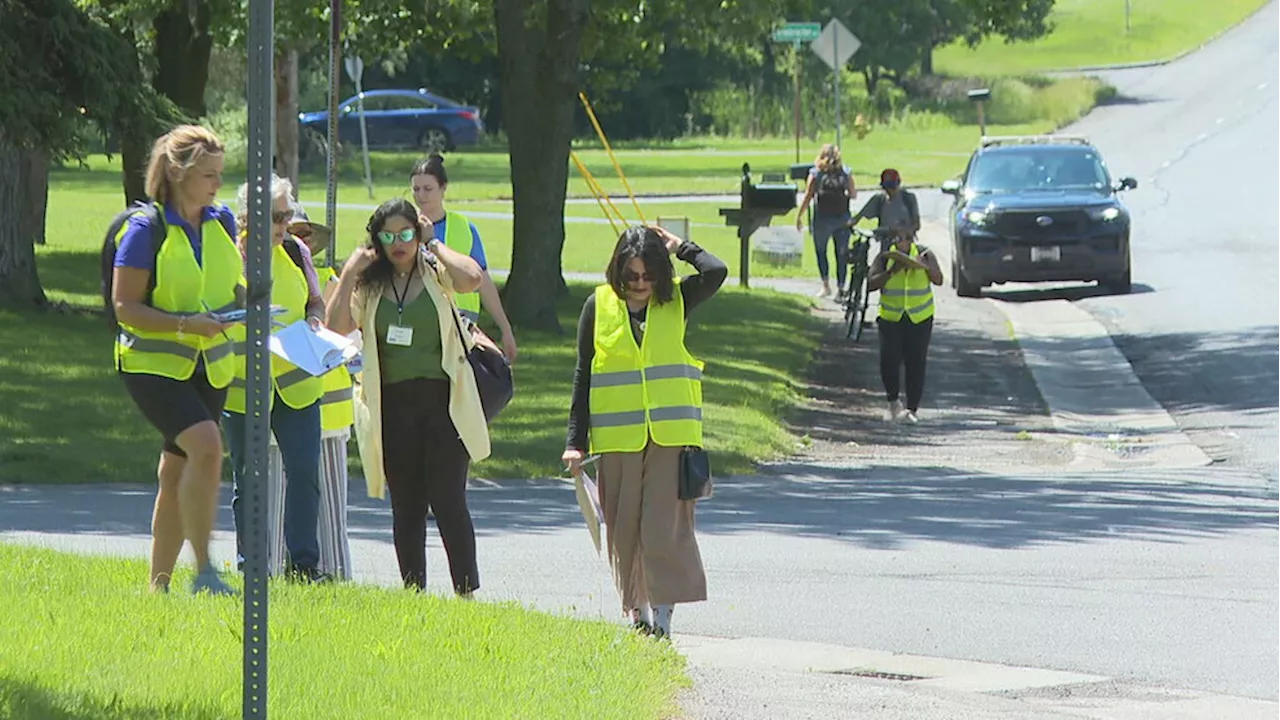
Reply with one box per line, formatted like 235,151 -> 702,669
572,455 -> 604,554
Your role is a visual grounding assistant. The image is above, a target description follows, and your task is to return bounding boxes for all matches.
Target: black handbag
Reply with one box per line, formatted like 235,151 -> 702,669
678,447 -> 713,501
451,313 -> 513,422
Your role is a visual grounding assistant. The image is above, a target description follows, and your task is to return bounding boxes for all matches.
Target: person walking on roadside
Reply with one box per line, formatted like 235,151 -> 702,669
110,125 -> 240,596
562,225 -> 727,640
410,153 -> 518,362
866,227 -> 944,424
849,168 -> 921,235
224,176 -> 328,582
795,143 -> 857,299
289,203 -> 355,580
325,198 -> 489,595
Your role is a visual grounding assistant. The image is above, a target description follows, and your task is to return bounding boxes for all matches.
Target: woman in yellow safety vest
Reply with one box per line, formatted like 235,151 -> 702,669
289,204 -> 355,580
225,175 -> 328,583
110,125 -> 241,596
866,227 -> 944,424
325,198 -> 488,595
562,224 -> 727,639
410,153 -> 518,362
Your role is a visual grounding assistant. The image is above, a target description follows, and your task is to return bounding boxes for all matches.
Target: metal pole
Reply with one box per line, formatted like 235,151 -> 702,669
833,29 -> 841,148
244,0 -> 274,717
354,73 -> 374,199
324,0 -> 341,266
793,41 -> 801,164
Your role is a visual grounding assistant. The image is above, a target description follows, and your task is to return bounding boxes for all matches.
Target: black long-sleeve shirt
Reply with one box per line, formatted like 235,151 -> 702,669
565,242 -> 727,452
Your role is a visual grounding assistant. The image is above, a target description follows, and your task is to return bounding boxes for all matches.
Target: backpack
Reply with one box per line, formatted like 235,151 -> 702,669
100,202 -> 166,328
815,169 -> 851,215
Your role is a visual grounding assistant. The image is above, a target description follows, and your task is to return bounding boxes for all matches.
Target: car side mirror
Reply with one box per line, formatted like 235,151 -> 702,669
1117,176 -> 1138,191
940,179 -> 962,196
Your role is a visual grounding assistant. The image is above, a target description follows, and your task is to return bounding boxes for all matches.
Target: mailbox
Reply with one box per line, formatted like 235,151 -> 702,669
719,163 -> 801,288
789,162 -> 814,181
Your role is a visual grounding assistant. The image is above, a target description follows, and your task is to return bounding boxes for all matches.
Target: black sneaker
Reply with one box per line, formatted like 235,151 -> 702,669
285,565 -> 332,585
631,619 -> 654,635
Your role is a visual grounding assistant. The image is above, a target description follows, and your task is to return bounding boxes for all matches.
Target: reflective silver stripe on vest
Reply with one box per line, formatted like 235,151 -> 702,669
117,330 -> 199,362
645,364 -> 702,381
906,297 -> 935,315
649,406 -> 702,423
204,340 -> 233,364
276,366 -> 313,390
590,410 -> 648,428
321,387 -> 353,405
230,377 -> 245,390
592,369 -> 644,388
880,287 -> 932,298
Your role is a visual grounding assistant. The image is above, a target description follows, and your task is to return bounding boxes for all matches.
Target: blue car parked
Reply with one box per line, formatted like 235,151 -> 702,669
298,88 -> 484,155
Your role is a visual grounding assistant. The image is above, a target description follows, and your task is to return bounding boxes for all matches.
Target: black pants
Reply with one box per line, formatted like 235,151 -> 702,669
877,315 -> 934,412
381,378 -> 478,594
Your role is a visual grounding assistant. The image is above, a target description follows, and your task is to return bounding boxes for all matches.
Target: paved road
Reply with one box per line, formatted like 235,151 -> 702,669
1012,2 -> 1280,483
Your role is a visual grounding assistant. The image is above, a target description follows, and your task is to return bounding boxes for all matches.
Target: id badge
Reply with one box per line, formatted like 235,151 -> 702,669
387,324 -> 414,346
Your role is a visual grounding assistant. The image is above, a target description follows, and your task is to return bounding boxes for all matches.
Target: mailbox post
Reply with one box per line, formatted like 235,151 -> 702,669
719,163 -> 798,289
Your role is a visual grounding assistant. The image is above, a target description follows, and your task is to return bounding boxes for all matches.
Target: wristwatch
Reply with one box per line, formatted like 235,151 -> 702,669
425,238 -> 442,254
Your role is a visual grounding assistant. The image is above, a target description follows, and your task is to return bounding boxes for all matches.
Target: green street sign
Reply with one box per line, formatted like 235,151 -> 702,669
771,22 -> 821,43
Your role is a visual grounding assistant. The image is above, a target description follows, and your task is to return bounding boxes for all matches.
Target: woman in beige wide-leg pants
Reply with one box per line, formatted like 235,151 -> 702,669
563,224 -> 727,639
599,443 -> 707,610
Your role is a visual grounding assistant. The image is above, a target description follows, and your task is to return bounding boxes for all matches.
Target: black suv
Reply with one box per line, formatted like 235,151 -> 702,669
941,136 -> 1137,296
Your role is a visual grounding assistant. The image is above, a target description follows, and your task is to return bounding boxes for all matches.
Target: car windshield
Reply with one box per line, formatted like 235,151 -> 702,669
967,150 -> 1110,193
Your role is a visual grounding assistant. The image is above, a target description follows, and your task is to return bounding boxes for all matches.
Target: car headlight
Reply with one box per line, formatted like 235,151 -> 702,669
1090,206 -> 1123,221
964,210 -> 989,225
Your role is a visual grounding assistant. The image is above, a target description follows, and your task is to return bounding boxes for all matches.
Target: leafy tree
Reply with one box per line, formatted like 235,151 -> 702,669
0,0 -> 176,307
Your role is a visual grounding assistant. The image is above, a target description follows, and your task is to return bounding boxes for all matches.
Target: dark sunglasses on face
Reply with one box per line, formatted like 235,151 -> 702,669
378,229 -> 417,245
271,210 -> 292,224
623,270 -> 653,284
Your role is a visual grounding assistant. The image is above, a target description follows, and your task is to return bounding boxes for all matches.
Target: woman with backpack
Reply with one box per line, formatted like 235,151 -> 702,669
108,124 -> 240,596
796,144 -> 858,299
223,175 -> 329,583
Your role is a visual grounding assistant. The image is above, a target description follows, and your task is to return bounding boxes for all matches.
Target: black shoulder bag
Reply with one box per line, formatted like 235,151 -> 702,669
679,447 -> 713,501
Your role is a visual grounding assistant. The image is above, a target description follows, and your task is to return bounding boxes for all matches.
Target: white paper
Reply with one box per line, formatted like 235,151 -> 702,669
268,321 -> 359,377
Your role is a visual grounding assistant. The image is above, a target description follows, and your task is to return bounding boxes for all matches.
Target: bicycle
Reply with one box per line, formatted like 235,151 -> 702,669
840,226 -> 896,342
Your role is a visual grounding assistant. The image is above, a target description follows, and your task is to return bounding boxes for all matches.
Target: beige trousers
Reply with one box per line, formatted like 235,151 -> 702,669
599,442 -> 707,609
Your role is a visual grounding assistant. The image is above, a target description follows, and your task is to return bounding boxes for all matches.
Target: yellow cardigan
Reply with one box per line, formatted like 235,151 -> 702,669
350,252 -> 491,499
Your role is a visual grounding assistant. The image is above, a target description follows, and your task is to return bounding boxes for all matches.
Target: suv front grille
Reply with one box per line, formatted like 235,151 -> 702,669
991,210 -> 1088,239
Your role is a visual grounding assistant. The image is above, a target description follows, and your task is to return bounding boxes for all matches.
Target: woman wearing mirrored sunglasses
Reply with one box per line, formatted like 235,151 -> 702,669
325,197 -> 488,595
562,224 -> 727,639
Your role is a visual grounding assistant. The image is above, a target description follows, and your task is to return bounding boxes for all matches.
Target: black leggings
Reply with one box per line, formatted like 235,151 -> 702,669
877,315 -> 934,412
380,378 -> 477,594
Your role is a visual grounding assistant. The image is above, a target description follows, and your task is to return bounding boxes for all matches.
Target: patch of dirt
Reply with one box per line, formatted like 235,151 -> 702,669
775,285 -> 1075,473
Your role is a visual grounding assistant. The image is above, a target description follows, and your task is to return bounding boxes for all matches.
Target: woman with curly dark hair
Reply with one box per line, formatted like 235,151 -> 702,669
562,224 -> 727,639
325,198 -> 487,595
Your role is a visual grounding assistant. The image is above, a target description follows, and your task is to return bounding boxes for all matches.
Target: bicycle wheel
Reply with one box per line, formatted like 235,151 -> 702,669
852,276 -> 869,342
845,271 -> 865,340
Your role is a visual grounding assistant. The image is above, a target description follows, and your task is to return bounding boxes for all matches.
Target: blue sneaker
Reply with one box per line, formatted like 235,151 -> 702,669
192,566 -> 239,597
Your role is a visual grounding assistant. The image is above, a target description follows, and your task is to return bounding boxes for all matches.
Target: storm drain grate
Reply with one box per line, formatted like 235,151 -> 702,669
829,668 -> 930,682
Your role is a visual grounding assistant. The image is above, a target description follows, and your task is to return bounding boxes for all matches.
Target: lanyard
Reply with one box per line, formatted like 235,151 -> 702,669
390,266 -> 415,324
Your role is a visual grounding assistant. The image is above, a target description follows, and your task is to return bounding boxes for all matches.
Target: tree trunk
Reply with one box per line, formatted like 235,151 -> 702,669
275,48 -> 300,194
121,129 -> 149,205
152,0 -> 213,118
0,139 -> 48,307
21,150 -> 48,246
921,41 -> 935,76
494,0 -> 590,332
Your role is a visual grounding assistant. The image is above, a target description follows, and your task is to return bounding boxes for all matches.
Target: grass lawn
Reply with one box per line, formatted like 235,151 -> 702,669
0,543 -> 686,720
935,0 -> 1270,75
0,283 -> 821,484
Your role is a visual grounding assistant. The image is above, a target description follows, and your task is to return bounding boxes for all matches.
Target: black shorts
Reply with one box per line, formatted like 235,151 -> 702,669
120,368 -> 227,457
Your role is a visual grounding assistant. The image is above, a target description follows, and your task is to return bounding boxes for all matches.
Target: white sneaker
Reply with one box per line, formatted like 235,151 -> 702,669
887,400 -> 904,422
903,410 -> 919,424
816,285 -> 831,298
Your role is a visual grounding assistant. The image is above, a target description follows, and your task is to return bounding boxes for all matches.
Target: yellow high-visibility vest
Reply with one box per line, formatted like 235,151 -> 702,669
114,210 -> 242,388
588,280 -> 703,454
318,266 -> 354,432
225,241 -> 324,412
441,209 -> 481,320
879,243 -> 936,323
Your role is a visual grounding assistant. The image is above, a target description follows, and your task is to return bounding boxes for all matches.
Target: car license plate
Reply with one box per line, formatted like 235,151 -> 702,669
1030,246 -> 1061,262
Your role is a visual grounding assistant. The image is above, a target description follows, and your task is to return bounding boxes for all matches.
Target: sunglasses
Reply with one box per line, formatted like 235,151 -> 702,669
271,210 -> 292,224
377,229 -> 418,245
622,270 -> 653,284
